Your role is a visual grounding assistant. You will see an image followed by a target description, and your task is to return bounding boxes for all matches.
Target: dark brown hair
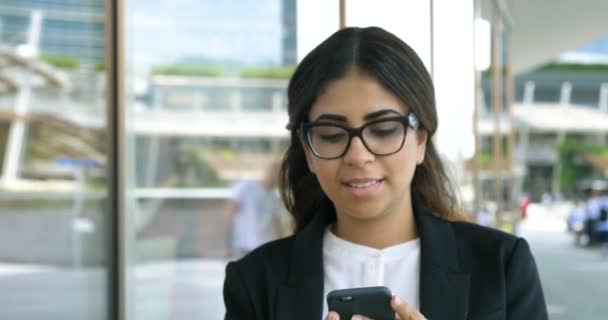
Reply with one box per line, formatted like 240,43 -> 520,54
279,26 -> 462,232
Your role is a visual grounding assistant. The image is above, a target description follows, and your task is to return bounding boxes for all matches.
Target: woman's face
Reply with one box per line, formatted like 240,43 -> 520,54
302,70 -> 427,223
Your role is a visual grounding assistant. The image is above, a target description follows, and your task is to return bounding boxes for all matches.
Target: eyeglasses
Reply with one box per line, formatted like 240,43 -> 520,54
300,113 -> 420,159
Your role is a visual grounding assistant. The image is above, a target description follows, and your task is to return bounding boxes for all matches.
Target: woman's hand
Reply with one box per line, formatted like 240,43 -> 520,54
324,311 -> 340,320
388,296 -> 427,320
324,296 -> 427,320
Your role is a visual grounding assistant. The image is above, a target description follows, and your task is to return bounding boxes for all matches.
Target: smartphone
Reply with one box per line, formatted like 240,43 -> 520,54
326,286 -> 393,320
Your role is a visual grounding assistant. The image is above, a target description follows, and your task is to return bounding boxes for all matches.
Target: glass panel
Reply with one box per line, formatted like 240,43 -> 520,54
125,0 -> 337,318
0,1 -> 109,319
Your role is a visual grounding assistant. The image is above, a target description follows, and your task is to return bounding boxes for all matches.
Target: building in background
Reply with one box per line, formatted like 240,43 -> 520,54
281,0 -> 297,66
475,41 -> 608,203
0,0 -> 105,64
137,74 -> 290,188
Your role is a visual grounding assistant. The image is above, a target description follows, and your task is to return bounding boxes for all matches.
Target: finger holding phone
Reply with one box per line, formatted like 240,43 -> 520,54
388,295 -> 427,320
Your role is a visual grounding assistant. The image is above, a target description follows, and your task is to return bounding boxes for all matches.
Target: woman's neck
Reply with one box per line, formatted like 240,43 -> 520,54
332,203 -> 418,249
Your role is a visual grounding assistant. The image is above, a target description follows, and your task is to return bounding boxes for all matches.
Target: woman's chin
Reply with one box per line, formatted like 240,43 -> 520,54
337,204 -> 387,222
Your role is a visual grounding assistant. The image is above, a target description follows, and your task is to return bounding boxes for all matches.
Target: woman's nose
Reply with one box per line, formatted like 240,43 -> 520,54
342,136 -> 374,167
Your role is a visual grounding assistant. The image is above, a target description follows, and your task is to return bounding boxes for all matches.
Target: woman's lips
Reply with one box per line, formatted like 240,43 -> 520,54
343,178 -> 383,197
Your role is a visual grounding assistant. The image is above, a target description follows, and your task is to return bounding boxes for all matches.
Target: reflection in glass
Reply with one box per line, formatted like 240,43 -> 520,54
0,0 -> 108,319
126,0 -> 299,318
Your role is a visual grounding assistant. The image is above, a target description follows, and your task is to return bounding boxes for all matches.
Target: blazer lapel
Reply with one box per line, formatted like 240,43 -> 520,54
276,202 -> 333,320
275,200 -> 470,320
415,202 -> 470,320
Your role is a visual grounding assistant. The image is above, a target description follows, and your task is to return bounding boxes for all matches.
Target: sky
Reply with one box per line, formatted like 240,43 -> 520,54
128,0 -> 282,70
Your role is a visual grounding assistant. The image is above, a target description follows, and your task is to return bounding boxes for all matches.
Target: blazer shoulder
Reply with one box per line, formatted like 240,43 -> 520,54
223,236 -> 296,319
449,220 -> 523,261
228,235 -> 295,276
451,220 -> 519,245
433,219 -> 548,319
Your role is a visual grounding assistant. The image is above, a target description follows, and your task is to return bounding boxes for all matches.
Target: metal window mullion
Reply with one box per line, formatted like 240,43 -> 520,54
105,0 -> 127,319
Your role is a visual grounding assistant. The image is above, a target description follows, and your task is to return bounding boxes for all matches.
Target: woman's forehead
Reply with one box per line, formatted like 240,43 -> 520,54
308,71 -> 408,121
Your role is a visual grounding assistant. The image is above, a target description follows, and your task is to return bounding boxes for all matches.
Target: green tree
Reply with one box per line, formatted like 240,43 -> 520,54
151,64 -> 223,77
557,139 -> 608,195
41,54 -> 80,70
239,66 -> 294,79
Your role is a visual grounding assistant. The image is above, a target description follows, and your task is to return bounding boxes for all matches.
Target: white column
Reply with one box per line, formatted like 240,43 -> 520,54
346,0 -> 433,70
599,83 -> 608,112
296,0 -> 339,61
1,74 -> 32,185
230,91 -> 242,112
523,81 -> 535,104
145,136 -> 160,187
432,0 -> 475,162
271,91 -> 283,113
1,11 -> 43,186
551,131 -> 566,197
560,81 -> 572,106
512,127 -> 529,205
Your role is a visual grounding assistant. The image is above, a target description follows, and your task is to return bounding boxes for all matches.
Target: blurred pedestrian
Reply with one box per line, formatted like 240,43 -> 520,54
541,192 -> 552,208
223,160 -> 287,259
566,200 -> 585,233
519,193 -> 531,220
476,207 -> 492,227
584,190 -> 603,242
597,189 -> 608,257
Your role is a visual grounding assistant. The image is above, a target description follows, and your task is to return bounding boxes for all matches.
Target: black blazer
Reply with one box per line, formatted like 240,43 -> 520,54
223,201 -> 549,320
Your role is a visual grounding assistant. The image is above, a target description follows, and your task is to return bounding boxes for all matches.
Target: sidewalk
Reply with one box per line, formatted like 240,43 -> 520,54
520,203 -> 569,232
0,259 -> 228,320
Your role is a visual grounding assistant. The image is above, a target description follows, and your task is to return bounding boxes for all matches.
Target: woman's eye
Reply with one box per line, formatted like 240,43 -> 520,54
320,132 -> 347,143
370,127 -> 399,138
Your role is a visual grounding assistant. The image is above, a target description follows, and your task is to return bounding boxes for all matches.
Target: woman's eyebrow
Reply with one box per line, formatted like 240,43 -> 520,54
363,109 -> 401,120
313,109 -> 401,123
313,114 -> 347,122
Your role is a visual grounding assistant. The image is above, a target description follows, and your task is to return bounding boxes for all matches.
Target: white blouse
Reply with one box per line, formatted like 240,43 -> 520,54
321,226 -> 421,318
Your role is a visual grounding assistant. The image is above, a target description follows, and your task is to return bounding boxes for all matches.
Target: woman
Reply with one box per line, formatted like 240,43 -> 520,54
223,26 -> 548,320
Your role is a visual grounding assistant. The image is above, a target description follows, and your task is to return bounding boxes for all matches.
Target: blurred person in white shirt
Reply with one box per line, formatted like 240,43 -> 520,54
476,207 -> 492,227
224,161 -> 288,258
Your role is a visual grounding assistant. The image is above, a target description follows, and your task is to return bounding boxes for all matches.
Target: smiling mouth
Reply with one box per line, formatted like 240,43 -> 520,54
343,179 -> 383,188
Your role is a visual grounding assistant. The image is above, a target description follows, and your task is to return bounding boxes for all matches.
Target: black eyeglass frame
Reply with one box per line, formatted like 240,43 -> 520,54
299,112 -> 420,160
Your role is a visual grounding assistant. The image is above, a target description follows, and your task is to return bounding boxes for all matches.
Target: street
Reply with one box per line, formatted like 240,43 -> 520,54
520,204 -> 608,320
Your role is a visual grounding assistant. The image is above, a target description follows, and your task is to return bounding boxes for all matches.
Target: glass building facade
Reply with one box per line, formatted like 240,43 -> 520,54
0,0 -> 105,63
